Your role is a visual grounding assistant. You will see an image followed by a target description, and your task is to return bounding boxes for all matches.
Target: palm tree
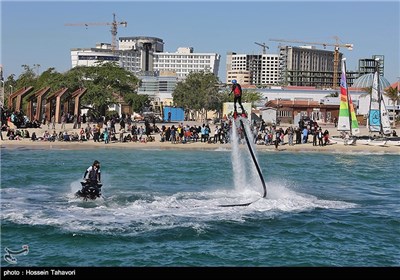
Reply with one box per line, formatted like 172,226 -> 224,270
384,85 -> 400,128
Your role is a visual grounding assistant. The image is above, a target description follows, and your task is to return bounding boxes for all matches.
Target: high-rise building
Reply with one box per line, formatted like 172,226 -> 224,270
226,52 -> 280,86
278,45 -> 341,88
119,36 -> 165,74
358,55 -> 385,76
153,47 -> 220,80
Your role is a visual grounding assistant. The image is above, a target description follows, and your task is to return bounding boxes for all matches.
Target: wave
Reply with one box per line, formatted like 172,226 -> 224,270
1,180 -> 356,236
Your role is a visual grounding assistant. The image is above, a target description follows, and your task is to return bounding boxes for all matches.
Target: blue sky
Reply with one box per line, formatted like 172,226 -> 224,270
1,0 -> 399,84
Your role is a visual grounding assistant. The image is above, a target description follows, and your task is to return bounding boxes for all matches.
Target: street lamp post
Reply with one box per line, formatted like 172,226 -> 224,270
396,76 -> 400,128
9,85 -> 13,110
0,80 -> 4,107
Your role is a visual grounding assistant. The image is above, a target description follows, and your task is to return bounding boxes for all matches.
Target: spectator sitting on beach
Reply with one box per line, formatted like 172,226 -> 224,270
256,133 -> 264,145
323,129 -> 330,145
7,129 -> 15,140
71,132 -> 79,141
31,132 -> 37,141
51,130 -> 57,141
63,131 -> 70,141
110,132 -> 118,143
1,123 -> 8,131
15,129 -> 22,138
6,128 -> 15,139
123,134 -> 132,142
43,130 -> 51,141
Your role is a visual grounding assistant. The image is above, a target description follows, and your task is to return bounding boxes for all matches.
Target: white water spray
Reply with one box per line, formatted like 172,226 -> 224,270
230,117 -> 265,195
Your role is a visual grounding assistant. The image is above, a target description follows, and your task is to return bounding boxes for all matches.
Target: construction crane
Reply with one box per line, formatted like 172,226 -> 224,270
254,42 -> 269,54
65,13 -> 127,52
269,36 -> 353,88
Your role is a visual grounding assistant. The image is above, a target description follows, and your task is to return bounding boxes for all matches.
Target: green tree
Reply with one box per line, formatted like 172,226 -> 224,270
63,62 -> 140,117
16,65 -> 36,89
3,74 -> 17,108
35,68 -> 64,90
384,85 -> 400,127
233,89 -> 263,106
125,92 -> 150,113
173,71 -> 221,121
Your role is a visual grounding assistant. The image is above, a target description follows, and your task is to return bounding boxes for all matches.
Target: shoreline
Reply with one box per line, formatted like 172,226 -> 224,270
1,121 -> 399,154
2,136 -> 400,154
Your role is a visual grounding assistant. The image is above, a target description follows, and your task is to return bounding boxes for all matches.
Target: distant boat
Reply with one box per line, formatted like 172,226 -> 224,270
368,68 -> 391,136
331,58 -> 359,145
364,62 -> 391,146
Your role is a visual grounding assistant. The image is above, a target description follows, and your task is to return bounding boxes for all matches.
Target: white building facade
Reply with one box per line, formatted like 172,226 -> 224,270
71,43 -> 119,68
153,47 -> 220,80
226,52 -> 280,86
70,39 -> 221,102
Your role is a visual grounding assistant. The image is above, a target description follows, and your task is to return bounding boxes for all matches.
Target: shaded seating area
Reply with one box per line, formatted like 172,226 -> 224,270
6,86 -> 88,126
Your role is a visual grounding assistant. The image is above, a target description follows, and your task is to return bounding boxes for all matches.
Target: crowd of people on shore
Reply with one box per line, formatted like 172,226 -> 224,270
2,106 -> 335,149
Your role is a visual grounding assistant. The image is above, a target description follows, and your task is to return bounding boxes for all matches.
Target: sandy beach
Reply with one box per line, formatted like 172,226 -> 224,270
1,121 -> 399,154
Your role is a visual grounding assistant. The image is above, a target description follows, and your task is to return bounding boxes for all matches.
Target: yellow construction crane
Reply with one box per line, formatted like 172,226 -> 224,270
254,42 -> 269,54
65,13 -> 127,52
269,36 -> 353,88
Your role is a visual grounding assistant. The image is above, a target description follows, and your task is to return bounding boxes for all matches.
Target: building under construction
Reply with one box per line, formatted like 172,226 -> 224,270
278,45 -> 343,88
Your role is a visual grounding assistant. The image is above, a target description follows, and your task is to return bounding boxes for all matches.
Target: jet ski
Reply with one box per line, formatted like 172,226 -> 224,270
75,180 -> 103,201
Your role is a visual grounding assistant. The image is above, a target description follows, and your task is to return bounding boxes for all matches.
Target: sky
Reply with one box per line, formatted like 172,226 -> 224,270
1,0 -> 399,84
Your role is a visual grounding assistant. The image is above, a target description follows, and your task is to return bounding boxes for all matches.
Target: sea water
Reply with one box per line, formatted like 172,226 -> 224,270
1,144 -> 399,267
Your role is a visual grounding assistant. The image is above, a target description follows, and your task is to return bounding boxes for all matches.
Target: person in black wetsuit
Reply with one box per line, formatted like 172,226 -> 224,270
83,160 -> 101,191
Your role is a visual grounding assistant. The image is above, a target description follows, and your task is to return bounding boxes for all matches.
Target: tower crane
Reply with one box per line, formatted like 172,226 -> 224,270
65,13 -> 127,52
254,42 -> 269,54
269,37 -> 353,88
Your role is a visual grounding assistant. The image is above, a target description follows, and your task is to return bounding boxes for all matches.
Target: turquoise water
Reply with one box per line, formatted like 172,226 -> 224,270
1,145 -> 399,267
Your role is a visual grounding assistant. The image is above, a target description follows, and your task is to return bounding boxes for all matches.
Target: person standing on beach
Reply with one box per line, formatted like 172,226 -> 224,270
92,124 -> 99,142
274,127 -> 282,149
103,128 -> 109,144
61,113 -> 66,130
230,80 -> 246,116
51,115 -> 55,130
302,127 -> 308,144
287,126 -> 294,146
